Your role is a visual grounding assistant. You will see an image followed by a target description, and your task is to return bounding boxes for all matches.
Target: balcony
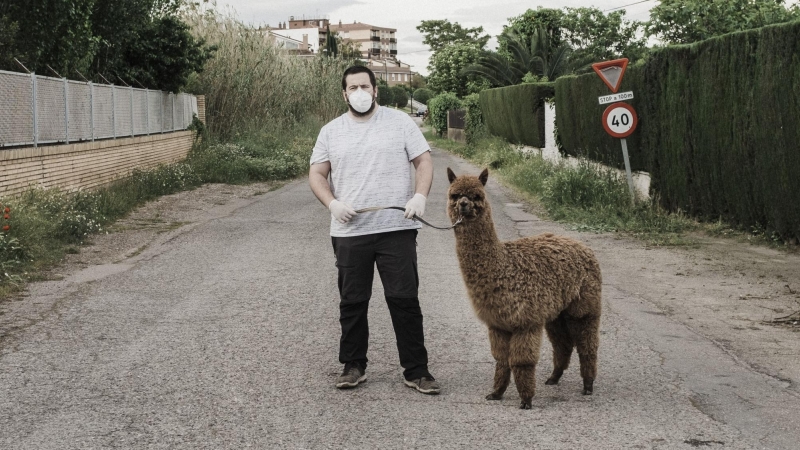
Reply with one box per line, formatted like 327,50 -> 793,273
389,38 -> 396,43
371,35 -> 380,41
369,48 -> 381,55
390,49 -> 397,55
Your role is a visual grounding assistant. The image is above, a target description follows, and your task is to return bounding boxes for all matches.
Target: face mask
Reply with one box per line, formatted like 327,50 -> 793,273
348,88 -> 374,113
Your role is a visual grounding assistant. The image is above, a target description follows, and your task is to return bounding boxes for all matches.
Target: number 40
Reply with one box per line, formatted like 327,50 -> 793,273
612,114 -> 630,127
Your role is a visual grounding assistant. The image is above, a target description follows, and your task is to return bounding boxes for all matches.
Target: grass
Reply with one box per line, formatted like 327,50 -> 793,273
424,130 -> 710,247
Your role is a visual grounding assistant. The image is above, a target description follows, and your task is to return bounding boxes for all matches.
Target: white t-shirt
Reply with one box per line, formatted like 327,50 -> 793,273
310,106 -> 431,237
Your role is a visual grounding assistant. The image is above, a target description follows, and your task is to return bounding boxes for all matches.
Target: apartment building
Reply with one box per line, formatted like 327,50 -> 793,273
365,58 -> 415,87
329,21 -> 398,60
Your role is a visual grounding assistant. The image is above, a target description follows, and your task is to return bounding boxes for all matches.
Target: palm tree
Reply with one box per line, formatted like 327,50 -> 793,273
461,27 -> 573,86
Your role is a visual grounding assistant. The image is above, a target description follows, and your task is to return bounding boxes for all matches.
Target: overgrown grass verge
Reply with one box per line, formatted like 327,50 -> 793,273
0,120 -> 322,299
424,130 -> 704,246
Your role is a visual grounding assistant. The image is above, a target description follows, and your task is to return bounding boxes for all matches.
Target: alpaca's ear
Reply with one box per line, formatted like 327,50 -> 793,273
447,167 -> 457,184
478,168 -> 489,186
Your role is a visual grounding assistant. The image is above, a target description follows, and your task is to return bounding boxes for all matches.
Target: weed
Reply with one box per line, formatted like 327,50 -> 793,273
427,132 -> 699,244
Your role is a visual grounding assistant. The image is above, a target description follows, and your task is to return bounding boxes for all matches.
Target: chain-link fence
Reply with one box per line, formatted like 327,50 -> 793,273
0,69 -> 198,148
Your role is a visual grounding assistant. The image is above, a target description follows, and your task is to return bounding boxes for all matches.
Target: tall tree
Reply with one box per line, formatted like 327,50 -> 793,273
91,0 -> 211,90
426,42 -> 489,97
1,0 -> 98,75
504,6 -> 646,64
323,24 -> 338,57
417,20 -> 490,52
646,0 -> 800,44
462,28 -> 573,87
0,13 -> 19,70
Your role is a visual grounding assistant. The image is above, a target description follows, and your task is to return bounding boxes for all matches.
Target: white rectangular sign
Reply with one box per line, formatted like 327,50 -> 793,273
598,91 -> 634,105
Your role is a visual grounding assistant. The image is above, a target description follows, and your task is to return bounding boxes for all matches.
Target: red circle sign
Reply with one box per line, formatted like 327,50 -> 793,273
602,102 -> 638,138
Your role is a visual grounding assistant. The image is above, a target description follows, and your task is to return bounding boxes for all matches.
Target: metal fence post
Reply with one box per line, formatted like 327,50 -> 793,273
64,78 -> 70,144
112,85 -> 116,138
145,89 -> 150,135
31,73 -> 38,148
129,86 -> 134,137
89,82 -> 95,141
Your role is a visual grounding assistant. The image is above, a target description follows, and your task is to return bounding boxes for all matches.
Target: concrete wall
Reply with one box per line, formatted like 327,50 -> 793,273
0,131 -> 194,198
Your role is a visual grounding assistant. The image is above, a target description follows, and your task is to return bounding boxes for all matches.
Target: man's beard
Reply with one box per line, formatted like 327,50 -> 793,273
347,99 -> 376,117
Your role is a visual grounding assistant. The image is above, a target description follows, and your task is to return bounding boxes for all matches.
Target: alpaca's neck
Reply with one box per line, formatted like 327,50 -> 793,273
454,212 -> 503,263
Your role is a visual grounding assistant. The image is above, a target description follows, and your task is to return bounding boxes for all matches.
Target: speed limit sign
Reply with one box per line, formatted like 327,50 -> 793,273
602,102 -> 638,138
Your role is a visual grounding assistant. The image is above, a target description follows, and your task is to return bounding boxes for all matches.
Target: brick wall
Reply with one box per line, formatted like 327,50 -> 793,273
196,95 -> 206,124
0,131 -> 194,198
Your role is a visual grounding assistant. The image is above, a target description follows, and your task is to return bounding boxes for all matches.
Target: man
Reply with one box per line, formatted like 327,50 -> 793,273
308,65 -> 439,395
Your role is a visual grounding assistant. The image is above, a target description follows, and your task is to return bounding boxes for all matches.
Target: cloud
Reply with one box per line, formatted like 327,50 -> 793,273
219,0 -> 365,27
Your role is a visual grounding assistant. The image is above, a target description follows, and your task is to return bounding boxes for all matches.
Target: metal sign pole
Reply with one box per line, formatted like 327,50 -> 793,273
620,138 -> 636,205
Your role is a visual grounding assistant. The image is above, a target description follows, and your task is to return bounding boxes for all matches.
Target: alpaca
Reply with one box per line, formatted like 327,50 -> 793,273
447,168 -> 602,409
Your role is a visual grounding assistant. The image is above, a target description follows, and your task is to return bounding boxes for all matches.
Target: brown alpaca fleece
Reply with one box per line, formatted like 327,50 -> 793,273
447,167 -> 602,409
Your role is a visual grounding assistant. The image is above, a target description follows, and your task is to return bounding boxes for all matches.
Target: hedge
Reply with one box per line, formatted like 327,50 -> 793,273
479,83 -> 555,148
555,20 -> 800,240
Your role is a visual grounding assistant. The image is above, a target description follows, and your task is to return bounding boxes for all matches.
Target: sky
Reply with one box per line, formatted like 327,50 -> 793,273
212,0 -> 794,76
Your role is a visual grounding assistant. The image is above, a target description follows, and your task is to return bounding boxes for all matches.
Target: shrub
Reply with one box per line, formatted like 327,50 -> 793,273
412,88 -> 433,105
479,82 -> 555,147
426,92 -> 462,136
462,93 -> 486,144
390,85 -> 409,108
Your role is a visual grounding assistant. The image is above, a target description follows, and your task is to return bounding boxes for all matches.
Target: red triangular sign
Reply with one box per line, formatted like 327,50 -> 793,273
592,58 -> 629,93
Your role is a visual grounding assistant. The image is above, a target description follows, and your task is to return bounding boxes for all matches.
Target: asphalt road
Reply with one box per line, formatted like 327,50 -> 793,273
1,147 -> 798,449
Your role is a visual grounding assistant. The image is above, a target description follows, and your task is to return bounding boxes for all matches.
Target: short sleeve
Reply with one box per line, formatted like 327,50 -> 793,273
403,115 -> 430,161
310,126 -> 329,165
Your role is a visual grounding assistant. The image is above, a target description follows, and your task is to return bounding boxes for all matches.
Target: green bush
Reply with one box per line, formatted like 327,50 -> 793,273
480,83 -> 555,147
390,85 -> 409,108
462,93 -> 486,144
412,88 -> 433,105
426,92 -> 462,136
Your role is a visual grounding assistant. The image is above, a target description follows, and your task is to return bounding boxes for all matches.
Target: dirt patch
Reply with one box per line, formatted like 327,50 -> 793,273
47,182 -> 281,278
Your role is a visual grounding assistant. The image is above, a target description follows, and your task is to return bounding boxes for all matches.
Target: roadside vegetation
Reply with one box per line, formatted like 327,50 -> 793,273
0,4 -> 350,298
422,130 -> 790,248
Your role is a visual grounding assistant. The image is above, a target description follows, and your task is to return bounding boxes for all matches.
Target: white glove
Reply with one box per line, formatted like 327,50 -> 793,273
329,199 -> 356,224
404,193 -> 427,219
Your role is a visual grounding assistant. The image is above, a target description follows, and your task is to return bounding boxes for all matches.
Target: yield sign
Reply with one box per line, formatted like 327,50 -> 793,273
592,58 -> 629,93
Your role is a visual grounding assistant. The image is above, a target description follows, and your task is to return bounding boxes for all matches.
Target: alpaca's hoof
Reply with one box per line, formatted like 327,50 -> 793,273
582,378 -> 594,395
544,378 -> 559,385
519,400 -> 532,410
486,393 -> 503,401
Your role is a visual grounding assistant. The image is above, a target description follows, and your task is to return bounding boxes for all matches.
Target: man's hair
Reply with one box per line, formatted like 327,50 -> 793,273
342,65 -> 377,90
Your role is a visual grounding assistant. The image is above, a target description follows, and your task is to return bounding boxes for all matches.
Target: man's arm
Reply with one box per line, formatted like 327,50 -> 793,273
403,151 -> 433,219
310,161 -> 355,223
411,151 -> 433,197
309,161 -> 335,207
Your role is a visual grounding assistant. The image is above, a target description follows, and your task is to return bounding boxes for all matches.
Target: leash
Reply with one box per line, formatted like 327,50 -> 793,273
354,206 -> 462,230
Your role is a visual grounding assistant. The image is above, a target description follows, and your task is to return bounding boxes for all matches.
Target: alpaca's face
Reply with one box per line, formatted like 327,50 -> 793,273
446,168 -> 490,221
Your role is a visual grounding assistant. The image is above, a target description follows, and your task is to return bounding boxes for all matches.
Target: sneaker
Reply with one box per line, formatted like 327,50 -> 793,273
336,362 -> 366,389
404,376 -> 440,395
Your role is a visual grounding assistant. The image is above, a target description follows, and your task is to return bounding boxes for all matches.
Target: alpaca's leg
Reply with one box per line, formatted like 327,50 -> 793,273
567,315 -> 601,395
509,328 -> 543,409
544,314 -> 574,385
486,327 -> 511,400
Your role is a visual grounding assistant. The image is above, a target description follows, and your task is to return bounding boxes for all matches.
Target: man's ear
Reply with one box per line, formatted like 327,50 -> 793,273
478,168 -> 489,186
447,167 -> 457,184
342,91 -> 348,103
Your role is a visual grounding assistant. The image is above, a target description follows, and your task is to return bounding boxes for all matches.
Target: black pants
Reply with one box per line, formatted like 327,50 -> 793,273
332,229 -> 431,381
